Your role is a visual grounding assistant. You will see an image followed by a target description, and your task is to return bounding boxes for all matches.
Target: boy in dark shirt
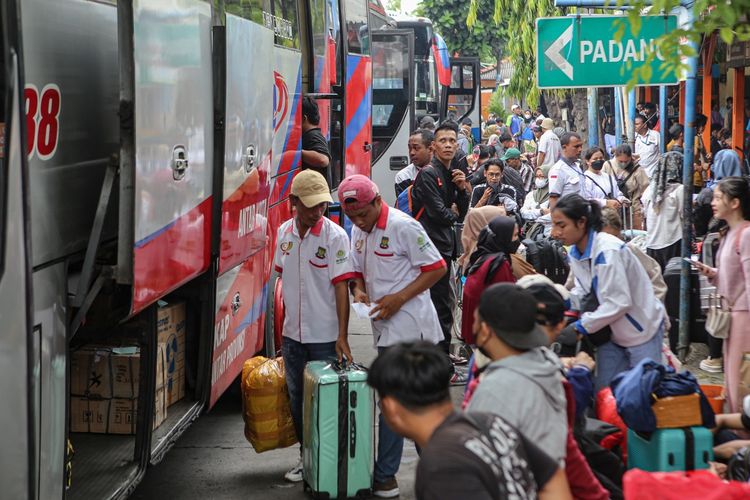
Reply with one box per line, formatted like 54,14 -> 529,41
301,96 -> 331,182
368,342 -> 572,500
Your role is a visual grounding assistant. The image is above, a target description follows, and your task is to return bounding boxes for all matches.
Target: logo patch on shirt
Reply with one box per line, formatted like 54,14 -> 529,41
336,249 -> 347,264
379,237 -> 390,249
417,234 -> 431,251
315,246 -> 327,259
355,239 -> 364,253
281,241 -> 293,255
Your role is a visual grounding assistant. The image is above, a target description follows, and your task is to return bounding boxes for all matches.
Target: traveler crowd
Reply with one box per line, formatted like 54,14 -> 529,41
275,99 -> 750,499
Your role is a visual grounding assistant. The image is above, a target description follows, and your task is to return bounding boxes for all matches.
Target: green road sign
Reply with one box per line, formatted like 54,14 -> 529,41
536,15 -> 678,88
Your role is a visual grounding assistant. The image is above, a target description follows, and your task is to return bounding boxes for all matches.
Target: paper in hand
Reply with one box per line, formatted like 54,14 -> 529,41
351,302 -> 376,320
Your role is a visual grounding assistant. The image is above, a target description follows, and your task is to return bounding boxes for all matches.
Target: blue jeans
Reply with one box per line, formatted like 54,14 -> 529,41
281,337 -> 337,445
374,347 -> 404,483
595,327 -> 663,391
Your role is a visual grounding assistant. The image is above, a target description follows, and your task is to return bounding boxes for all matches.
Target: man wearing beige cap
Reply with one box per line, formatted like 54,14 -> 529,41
273,169 -> 356,482
537,117 -> 561,170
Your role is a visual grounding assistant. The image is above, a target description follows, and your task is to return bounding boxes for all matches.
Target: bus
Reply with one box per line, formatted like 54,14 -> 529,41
370,15 -> 481,205
0,0 -> 395,498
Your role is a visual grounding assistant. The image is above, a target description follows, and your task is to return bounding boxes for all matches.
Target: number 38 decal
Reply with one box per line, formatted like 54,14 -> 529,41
24,84 -> 61,160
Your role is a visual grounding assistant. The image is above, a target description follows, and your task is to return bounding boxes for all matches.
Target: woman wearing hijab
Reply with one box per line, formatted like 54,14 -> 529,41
460,216 -> 520,344
458,206 -> 506,273
641,150 -> 684,271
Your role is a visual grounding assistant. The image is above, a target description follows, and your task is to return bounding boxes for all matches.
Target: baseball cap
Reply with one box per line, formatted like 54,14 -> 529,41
500,148 -> 521,161
477,283 -> 549,350
511,104 -> 520,111
516,274 -> 570,326
530,124 -> 542,133
338,174 -> 379,210
541,117 -> 554,130
291,169 -> 333,207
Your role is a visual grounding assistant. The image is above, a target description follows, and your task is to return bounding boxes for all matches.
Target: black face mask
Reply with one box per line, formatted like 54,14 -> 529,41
623,161 -> 634,171
508,239 -> 521,254
591,160 -> 605,171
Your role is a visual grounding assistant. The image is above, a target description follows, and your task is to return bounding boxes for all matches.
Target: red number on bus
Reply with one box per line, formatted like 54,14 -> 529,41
24,84 -> 61,160
24,85 -> 38,158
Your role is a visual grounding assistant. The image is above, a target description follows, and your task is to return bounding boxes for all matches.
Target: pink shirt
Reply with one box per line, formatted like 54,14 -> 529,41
714,222 -> 750,311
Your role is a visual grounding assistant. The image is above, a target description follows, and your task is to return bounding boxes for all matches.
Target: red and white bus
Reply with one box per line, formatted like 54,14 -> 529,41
0,0 -> 406,498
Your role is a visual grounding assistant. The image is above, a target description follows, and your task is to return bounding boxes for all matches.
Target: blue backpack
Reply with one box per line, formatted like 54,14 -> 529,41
395,184 -> 424,220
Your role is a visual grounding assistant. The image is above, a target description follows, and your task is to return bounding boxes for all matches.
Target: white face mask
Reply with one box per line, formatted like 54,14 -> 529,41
535,178 -> 548,189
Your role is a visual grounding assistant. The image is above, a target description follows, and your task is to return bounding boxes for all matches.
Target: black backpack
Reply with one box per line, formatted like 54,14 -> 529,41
523,237 -> 570,285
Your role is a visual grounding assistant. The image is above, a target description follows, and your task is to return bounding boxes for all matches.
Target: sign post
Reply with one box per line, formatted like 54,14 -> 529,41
536,15 -> 678,88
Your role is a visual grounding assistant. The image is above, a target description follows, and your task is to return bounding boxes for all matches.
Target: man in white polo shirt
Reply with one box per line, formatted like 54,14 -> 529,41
634,114 -> 661,178
274,169 -> 355,483
339,174 -> 446,499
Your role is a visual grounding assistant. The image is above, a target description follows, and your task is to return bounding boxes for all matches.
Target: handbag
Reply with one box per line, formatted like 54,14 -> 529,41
705,293 -> 732,339
615,162 -> 638,199
580,289 -> 613,346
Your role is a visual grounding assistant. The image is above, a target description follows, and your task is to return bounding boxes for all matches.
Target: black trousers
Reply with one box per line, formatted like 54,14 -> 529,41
647,239 -> 682,273
430,258 -> 455,352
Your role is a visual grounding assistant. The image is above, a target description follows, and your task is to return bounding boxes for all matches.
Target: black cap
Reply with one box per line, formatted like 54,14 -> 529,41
477,283 -> 549,350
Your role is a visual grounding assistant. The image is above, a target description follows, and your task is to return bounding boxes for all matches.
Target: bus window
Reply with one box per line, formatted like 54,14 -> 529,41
224,0 -> 270,23
414,58 -> 438,116
371,31 -> 412,164
344,0 -> 368,55
270,0 -> 299,49
308,0 -> 341,91
328,98 -> 344,188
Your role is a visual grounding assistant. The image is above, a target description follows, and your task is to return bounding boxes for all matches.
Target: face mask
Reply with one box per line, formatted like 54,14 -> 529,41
591,160 -> 605,171
535,178 -> 548,189
508,239 -> 521,254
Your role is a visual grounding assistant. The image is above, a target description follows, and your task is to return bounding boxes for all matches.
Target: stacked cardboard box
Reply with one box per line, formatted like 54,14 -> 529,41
70,343 -> 167,434
157,301 -> 186,406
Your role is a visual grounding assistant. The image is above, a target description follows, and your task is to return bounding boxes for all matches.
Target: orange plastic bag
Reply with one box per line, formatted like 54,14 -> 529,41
241,356 -> 297,452
624,469 -> 750,499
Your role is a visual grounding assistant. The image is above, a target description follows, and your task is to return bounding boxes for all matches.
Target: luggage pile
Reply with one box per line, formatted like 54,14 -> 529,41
610,358 -> 716,473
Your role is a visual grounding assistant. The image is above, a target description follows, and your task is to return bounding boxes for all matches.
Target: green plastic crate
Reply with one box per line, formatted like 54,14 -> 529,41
303,361 -> 373,499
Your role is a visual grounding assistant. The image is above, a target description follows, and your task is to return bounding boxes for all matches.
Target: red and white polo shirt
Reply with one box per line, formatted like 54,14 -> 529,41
350,204 -> 446,347
274,216 -> 355,343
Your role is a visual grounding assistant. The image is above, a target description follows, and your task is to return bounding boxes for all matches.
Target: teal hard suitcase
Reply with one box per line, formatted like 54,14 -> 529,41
627,427 -> 714,472
303,361 -> 373,499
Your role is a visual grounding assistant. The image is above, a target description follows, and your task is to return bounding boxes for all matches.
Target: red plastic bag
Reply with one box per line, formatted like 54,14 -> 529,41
624,469 -> 750,499
596,387 -> 627,461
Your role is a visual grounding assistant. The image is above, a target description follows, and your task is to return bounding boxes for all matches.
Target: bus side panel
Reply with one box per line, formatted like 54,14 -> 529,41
0,42 -> 33,499
23,0 -> 119,269
130,0 -> 214,314
344,54 -> 372,177
269,48 -> 302,206
209,250 -> 266,408
219,15 -> 274,275
32,264 -> 66,500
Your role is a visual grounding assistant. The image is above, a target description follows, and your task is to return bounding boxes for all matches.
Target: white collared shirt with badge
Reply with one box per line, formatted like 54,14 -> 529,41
274,216 -> 356,344
350,204 -> 446,347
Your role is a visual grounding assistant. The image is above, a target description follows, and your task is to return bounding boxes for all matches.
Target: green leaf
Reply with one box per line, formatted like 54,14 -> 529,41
719,27 -> 734,45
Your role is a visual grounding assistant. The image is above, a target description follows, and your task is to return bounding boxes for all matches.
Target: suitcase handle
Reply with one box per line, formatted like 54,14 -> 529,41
349,410 -> 356,458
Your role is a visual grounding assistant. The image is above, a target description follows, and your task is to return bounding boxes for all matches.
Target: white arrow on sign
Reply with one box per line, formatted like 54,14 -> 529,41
544,24 -> 574,80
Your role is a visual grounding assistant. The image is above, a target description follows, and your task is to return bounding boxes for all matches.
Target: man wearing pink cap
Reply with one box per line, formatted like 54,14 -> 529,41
339,174 -> 447,498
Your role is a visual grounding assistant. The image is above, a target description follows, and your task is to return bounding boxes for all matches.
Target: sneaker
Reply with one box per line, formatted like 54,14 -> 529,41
373,477 -> 400,498
699,356 -> 723,373
284,457 -> 303,483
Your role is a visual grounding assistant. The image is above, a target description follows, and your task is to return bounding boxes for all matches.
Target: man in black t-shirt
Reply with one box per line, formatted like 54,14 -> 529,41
301,96 -> 331,182
368,342 -> 571,500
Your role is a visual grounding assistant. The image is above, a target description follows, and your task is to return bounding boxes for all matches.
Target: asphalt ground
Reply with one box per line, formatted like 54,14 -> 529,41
133,310 -> 723,500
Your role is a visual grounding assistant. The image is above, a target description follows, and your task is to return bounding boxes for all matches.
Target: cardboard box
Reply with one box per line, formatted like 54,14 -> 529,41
70,343 -> 169,433
70,346 -> 140,399
158,302 -> 187,406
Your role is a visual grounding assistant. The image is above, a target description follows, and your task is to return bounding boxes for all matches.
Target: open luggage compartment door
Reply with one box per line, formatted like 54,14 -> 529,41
117,0 -> 214,315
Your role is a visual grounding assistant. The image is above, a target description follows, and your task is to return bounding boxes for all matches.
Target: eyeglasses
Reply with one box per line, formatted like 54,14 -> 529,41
486,172 -> 502,178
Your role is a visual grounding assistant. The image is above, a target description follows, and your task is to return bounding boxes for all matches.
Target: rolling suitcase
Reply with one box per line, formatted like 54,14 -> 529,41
303,361 -> 373,499
627,427 -> 713,472
663,257 -> 707,352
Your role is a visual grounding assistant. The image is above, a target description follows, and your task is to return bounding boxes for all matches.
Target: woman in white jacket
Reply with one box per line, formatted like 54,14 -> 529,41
551,194 -> 666,390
